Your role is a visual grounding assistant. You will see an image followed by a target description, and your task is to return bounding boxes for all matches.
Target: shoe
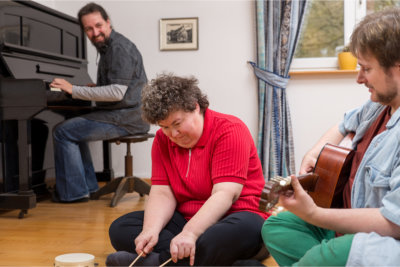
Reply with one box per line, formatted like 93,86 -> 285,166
51,189 -> 89,203
106,251 -> 136,266
89,190 -> 100,200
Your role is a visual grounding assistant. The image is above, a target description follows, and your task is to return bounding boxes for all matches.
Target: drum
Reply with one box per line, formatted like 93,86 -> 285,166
54,253 -> 95,267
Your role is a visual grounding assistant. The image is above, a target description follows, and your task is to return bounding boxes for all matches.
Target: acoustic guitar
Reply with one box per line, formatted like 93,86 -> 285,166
259,142 -> 355,212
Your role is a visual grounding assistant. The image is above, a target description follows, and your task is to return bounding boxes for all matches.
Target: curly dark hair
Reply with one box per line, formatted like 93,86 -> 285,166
141,73 -> 209,124
350,8 -> 400,70
77,2 -> 110,29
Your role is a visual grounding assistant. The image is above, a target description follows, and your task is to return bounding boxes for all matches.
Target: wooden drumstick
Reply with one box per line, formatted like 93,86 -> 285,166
129,251 -> 143,267
159,257 -> 172,267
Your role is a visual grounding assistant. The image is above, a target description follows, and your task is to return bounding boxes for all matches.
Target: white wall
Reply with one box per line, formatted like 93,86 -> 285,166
40,0 -> 258,177
288,74 -> 369,172
39,0 -> 370,177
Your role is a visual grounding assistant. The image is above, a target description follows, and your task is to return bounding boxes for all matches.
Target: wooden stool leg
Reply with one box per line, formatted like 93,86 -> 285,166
125,142 -> 150,196
110,142 -> 132,206
125,141 -> 133,177
92,134 -> 153,207
90,177 -> 123,199
110,177 -> 130,207
132,177 -> 151,196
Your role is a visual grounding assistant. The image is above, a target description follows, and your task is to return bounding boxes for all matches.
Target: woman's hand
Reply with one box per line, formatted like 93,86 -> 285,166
134,230 -> 159,256
135,185 -> 177,258
167,182 -> 243,266
170,230 -> 197,265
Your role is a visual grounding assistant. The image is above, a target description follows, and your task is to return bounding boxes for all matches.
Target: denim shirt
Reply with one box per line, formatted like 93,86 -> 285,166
338,100 -> 400,266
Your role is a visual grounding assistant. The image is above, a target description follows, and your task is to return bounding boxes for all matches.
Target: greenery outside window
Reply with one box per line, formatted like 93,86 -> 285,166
291,0 -> 400,71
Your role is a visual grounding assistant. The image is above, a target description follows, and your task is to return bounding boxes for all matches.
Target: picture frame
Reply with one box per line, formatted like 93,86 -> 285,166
159,17 -> 198,51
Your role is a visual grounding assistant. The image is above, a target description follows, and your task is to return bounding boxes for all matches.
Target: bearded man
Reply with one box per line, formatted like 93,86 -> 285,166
262,8 -> 400,266
49,2 -> 149,203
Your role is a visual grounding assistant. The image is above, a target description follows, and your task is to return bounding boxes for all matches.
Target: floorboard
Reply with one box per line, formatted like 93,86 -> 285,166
0,185 -> 277,266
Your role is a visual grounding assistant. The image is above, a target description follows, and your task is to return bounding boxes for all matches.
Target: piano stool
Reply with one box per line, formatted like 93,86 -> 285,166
90,133 -> 155,207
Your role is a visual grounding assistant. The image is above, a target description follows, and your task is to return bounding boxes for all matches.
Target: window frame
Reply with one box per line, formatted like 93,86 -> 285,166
291,0 -> 365,71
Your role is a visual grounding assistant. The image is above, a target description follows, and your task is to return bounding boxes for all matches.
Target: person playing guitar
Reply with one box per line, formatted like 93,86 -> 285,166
261,8 -> 400,266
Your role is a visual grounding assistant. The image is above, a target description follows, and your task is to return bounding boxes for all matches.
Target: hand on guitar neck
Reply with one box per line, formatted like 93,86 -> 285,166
259,142 -> 355,213
271,175 -> 321,219
259,173 -> 319,213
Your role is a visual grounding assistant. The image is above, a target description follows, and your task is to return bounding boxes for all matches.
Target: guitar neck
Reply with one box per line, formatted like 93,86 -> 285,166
275,173 -> 319,193
259,139 -> 355,212
298,173 -> 319,192
259,173 -> 320,212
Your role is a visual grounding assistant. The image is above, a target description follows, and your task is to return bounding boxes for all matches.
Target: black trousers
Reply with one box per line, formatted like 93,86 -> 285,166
109,210 -> 264,266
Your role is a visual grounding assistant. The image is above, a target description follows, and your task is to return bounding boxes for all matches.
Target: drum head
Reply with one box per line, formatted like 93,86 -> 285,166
54,253 -> 95,267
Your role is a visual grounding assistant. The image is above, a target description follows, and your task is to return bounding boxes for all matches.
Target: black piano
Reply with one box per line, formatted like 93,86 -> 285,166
0,0 -> 93,217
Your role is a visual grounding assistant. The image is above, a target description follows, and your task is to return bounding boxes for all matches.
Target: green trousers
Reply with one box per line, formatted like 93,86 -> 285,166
261,211 -> 354,266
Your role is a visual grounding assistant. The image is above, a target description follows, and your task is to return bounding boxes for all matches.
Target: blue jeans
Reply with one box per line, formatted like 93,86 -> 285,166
53,117 -> 129,201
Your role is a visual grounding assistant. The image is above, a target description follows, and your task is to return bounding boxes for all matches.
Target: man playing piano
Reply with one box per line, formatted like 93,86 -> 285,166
49,2 -> 149,203
262,8 -> 400,266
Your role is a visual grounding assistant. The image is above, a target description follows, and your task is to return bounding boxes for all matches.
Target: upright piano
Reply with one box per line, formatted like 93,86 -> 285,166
0,0 -> 93,217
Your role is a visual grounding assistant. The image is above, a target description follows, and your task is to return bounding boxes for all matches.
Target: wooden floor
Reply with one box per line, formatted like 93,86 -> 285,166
0,184 -> 277,266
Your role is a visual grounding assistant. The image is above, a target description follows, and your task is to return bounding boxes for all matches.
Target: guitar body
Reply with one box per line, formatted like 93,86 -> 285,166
259,142 -> 354,211
309,144 -> 354,208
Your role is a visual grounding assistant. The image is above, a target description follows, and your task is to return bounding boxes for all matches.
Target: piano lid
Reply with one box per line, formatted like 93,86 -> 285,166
1,47 -> 92,85
0,0 -> 92,85
0,0 -> 87,61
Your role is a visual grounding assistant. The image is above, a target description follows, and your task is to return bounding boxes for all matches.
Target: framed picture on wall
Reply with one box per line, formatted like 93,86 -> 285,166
159,17 -> 198,51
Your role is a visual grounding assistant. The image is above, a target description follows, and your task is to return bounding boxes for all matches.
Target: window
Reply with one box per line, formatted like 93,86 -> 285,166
291,0 -> 400,71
